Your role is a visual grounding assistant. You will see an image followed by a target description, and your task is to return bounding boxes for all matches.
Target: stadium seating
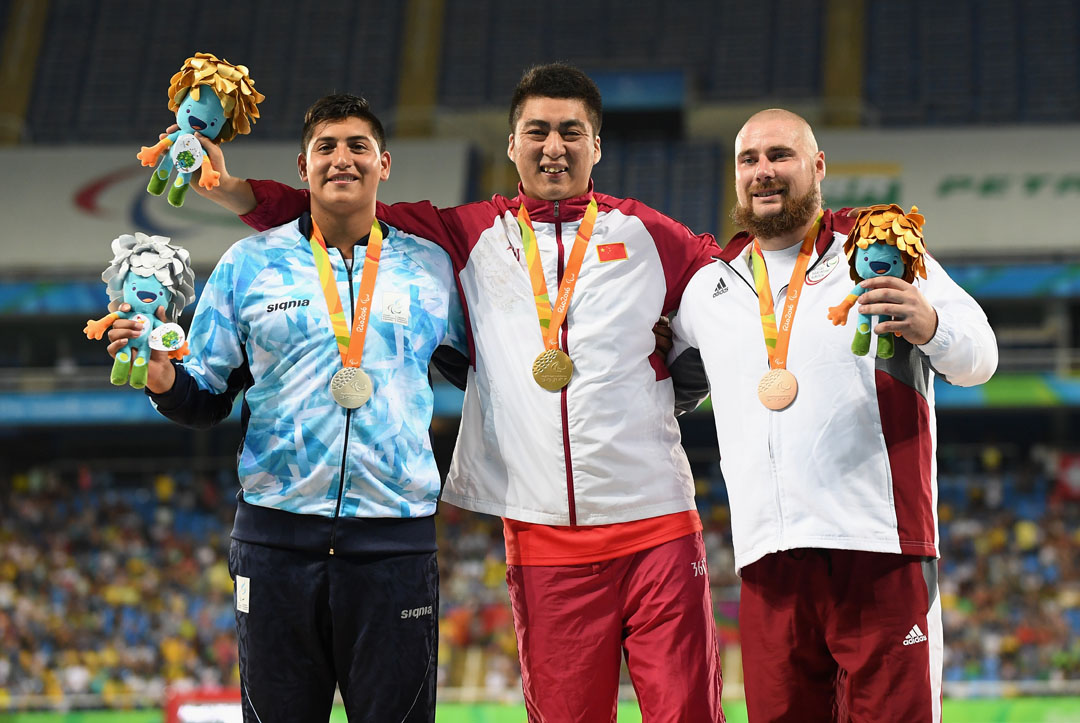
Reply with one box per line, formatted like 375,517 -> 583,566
3,444 -> 1077,709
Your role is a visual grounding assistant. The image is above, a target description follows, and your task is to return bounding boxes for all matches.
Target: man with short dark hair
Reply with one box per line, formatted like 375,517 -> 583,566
191,64 -> 725,722
108,93 -> 466,722
669,108 -> 997,722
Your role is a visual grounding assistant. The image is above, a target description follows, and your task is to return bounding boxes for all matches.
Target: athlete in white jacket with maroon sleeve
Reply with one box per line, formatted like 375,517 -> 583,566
670,109 -> 997,723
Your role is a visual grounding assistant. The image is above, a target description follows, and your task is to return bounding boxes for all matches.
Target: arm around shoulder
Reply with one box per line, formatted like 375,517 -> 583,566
667,278 -> 710,415
241,180 -> 310,232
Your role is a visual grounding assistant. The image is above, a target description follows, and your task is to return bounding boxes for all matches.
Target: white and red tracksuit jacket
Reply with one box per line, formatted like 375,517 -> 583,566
669,210 -> 998,573
244,180 -> 719,526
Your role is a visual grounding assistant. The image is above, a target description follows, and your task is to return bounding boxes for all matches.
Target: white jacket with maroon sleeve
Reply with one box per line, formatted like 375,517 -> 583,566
668,210 -> 998,573
377,184 -> 718,524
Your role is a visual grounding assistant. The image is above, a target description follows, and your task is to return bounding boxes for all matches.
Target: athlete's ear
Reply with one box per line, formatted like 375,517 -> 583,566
298,152 -> 308,183
380,150 -> 391,182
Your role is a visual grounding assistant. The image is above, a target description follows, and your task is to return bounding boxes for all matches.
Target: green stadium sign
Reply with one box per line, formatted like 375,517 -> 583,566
938,174 -> 1080,198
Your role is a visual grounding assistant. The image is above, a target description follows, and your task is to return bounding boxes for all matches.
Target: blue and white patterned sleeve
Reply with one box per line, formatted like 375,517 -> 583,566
149,244 -> 251,427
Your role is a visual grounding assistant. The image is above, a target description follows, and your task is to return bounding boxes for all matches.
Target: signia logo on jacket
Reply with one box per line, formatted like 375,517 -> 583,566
401,605 -> 433,620
265,298 -> 311,313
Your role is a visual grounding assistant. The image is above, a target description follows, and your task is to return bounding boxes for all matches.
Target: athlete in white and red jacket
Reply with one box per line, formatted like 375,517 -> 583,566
192,65 -> 726,722
669,109 -> 997,723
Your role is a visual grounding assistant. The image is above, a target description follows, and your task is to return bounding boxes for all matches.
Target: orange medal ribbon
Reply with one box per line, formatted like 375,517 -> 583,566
517,196 -> 598,351
517,196 -> 598,390
309,217 -> 383,369
749,214 -> 822,410
750,213 -> 822,370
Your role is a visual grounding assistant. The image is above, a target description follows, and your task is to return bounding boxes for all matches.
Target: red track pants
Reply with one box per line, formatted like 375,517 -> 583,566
506,531 -> 725,722
739,549 -> 942,723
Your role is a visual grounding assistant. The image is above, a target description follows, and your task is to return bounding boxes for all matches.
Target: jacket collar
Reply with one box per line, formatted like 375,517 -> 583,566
717,208 -> 851,263
297,210 -> 389,244
514,180 -> 596,223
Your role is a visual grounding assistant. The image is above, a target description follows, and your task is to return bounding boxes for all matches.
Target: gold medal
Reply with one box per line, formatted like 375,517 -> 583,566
518,198 -> 596,394
532,349 -> 573,391
757,368 -> 798,410
330,367 -> 373,408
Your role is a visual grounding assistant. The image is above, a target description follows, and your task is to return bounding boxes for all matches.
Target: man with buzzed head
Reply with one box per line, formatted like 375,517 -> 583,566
669,109 -> 998,721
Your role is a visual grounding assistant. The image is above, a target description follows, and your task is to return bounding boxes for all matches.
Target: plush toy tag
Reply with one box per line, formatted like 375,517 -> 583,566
149,322 -> 186,351
170,134 -> 204,173
130,313 -> 151,339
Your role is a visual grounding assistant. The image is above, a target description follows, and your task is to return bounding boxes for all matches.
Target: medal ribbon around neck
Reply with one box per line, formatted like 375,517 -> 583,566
516,196 -> 598,351
309,218 -> 383,368
750,212 -> 823,370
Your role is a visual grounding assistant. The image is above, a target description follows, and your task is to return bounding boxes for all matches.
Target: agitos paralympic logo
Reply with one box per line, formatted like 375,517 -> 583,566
74,165 -> 238,240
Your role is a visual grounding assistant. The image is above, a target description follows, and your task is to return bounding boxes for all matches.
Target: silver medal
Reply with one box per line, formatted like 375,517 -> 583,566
330,367 -> 372,408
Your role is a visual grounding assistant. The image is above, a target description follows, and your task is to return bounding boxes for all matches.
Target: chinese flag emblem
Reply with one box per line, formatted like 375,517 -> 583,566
596,242 -> 628,263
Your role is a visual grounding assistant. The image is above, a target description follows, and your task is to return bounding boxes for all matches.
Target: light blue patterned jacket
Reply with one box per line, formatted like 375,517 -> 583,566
150,215 -> 466,552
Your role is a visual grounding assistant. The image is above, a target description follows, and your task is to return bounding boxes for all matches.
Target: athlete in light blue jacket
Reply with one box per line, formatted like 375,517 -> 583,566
109,94 -> 466,723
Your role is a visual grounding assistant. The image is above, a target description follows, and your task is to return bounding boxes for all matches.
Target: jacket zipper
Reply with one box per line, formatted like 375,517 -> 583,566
723,255 -> 788,543
727,234 -> 837,547
553,200 -> 577,526
329,249 -> 354,555
768,430 -> 785,548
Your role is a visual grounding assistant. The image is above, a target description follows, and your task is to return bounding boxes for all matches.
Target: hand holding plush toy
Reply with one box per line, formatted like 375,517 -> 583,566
827,204 -> 928,359
138,52 -> 263,207
84,233 -> 196,388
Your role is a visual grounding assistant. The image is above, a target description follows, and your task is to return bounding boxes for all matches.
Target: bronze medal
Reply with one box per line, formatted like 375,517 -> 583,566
330,367 -> 373,408
532,349 -> 573,391
750,216 -> 821,414
757,368 -> 798,410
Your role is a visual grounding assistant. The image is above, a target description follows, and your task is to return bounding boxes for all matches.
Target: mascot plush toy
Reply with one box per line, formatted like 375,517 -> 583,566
827,204 -> 928,359
137,52 -> 263,207
83,233 -> 196,389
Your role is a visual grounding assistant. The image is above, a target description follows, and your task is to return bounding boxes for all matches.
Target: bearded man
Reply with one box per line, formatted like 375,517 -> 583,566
668,109 -> 998,723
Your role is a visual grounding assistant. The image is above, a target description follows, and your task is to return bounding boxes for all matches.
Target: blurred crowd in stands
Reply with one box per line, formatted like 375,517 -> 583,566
1,444 -> 1078,710
938,445 -> 1080,684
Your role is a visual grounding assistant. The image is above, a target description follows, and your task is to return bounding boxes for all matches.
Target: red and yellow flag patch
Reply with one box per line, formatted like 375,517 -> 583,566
596,242 -> 627,263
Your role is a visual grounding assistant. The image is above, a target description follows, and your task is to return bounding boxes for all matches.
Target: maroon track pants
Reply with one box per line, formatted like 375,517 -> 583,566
506,531 -> 725,723
739,549 -> 942,723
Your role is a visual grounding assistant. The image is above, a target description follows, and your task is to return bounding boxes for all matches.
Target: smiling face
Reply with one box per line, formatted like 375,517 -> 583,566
854,241 -> 905,280
122,274 -> 168,314
508,97 -> 601,201
176,89 -> 227,140
298,116 -> 390,219
733,110 -> 825,244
